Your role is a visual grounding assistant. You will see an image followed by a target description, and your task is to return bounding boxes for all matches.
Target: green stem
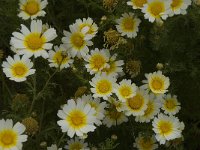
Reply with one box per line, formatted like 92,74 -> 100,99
57,133 -> 66,147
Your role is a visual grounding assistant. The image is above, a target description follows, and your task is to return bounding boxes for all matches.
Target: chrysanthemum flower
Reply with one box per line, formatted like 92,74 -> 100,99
2,55 -> 35,82
123,88 -> 149,116
90,73 -> 117,100
10,20 -> 57,58
127,0 -> 147,9
133,134 -> 158,150
47,144 -> 62,150
82,95 -> 107,126
116,13 -> 141,38
141,71 -> 170,94
84,48 -> 110,74
74,17 -> 98,38
169,0 -> 191,16
57,99 -> 97,138
152,113 -> 184,144
18,0 -> 48,20
114,79 -> 137,102
103,107 -> 128,128
62,24 -> 93,58
65,137 -> 89,150
102,54 -> 124,77
142,0 -> 172,23
135,93 -> 161,123
48,45 -> 74,70
0,119 -> 28,150
161,94 -> 181,115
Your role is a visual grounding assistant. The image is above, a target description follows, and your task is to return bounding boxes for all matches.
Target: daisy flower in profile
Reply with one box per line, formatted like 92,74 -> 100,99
2,54 -> 35,82
123,88 -> 149,116
0,119 -> 28,150
82,94 -> 107,126
48,45 -> 74,70
65,137 -> 89,150
116,13 -> 141,38
142,0 -> 172,23
114,79 -> 137,102
135,93 -> 161,123
161,94 -> 181,115
169,0 -> 191,16
10,19 -> 57,58
141,71 -> 170,94
62,24 -> 93,58
90,73 -> 117,100
84,48 -> 110,74
74,17 -> 98,38
57,99 -> 97,138
108,97 -> 125,112
47,144 -> 62,150
127,0 -> 147,9
102,54 -> 124,77
152,113 -> 184,144
133,134 -> 158,150
18,0 -> 48,20
103,106 -> 128,128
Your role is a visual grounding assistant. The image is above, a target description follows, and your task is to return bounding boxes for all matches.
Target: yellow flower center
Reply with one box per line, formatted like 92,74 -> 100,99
24,0 -> 40,15
171,0 -> 183,9
122,17 -> 135,31
25,33 -> 46,51
150,77 -> 164,91
67,110 -> 86,128
132,0 -> 147,8
144,101 -> 154,116
139,138 -> 154,149
128,94 -> 144,110
0,130 -> 17,148
69,142 -> 83,150
90,54 -> 107,71
53,51 -> 68,65
109,110 -> 121,120
12,63 -> 28,77
158,121 -> 173,135
71,33 -> 85,49
119,86 -> 132,98
102,61 -> 116,75
165,99 -> 176,110
148,2 -> 165,17
97,80 -> 112,94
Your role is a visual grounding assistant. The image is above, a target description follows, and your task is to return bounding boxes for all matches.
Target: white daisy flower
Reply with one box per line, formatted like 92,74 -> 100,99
18,0 -> 48,20
114,79 -> 137,102
2,54 -> 35,82
141,71 -> 170,94
84,48 -> 110,74
47,144 -> 62,150
82,94 -> 107,126
152,113 -> 184,144
62,24 -> 93,58
0,119 -> 28,150
65,137 -> 89,150
48,45 -> 74,70
116,13 -> 141,38
142,0 -> 172,23
103,107 -> 128,128
10,19 -> 57,58
127,0 -> 148,9
169,0 -> 191,16
135,93 -> 161,123
74,17 -> 98,38
123,88 -> 149,116
161,94 -> 181,115
133,134 -> 158,150
108,97 -> 125,112
90,73 -> 117,100
102,54 -> 124,77
57,99 -> 97,138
